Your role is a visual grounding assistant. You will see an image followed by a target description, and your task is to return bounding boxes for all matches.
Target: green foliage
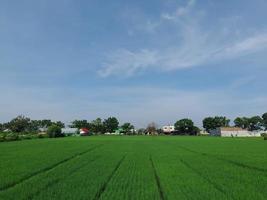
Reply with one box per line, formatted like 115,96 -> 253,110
47,125 -> 64,138
70,120 -> 90,129
234,117 -> 249,129
261,133 -> 267,140
39,119 -> 53,128
90,118 -> 104,134
53,121 -> 65,128
137,128 -> 145,135
0,132 -> 42,142
203,116 -> 230,132
8,115 -> 31,133
248,116 -> 263,131
37,133 -> 49,138
4,133 -> 20,141
0,133 -> 6,142
103,117 -> 119,133
121,123 -> 134,135
262,112 -> 267,130
174,118 -> 199,135
19,134 -> 33,140
30,119 -> 53,130
234,115 -> 265,131
1,117 -> 65,135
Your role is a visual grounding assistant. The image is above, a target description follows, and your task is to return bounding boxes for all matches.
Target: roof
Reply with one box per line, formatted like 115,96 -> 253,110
220,127 -> 245,131
80,128 -> 89,132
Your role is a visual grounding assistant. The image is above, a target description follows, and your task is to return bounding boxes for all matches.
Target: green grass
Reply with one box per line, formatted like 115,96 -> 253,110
0,136 -> 267,200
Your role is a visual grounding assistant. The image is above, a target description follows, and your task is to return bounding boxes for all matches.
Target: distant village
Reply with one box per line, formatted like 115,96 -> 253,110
1,113 -> 267,142
61,125 -> 267,137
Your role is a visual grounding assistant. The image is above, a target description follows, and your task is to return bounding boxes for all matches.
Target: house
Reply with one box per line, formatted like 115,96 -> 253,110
80,128 -> 89,136
210,127 -> 262,137
162,125 -> 175,134
61,128 -> 78,136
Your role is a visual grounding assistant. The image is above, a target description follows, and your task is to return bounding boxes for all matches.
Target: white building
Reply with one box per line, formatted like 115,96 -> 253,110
210,127 -> 262,137
162,125 -> 175,134
61,128 -> 78,136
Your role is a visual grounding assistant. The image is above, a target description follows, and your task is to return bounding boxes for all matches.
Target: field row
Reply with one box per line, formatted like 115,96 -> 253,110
0,136 -> 267,199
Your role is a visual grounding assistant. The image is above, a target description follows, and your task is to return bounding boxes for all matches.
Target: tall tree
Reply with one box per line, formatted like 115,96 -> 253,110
53,121 -> 65,128
47,125 -> 63,138
146,122 -> 157,135
90,118 -> 104,134
262,113 -> 267,130
202,117 -> 214,132
121,123 -> 134,135
103,117 -> 119,133
40,119 -> 53,128
174,118 -> 199,135
203,116 -> 230,132
8,115 -> 31,133
248,116 -> 263,131
234,117 -> 249,129
70,120 -> 90,129
213,116 -> 230,127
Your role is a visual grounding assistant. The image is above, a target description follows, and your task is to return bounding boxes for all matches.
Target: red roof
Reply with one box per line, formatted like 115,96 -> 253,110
80,128 -> 89,132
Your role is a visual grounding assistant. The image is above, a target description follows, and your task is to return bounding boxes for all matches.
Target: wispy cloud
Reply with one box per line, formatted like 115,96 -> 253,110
98,49 -> 158,77
161,0 -> 196,20
99,1 -> 267,77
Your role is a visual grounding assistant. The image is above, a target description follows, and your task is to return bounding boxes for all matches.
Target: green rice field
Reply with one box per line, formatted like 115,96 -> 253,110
0,136 -> 267,200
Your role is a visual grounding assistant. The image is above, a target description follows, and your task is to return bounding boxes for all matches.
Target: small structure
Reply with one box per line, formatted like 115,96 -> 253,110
38,128 -> 48,133
114,128 -> 124,135
199,129 -> 209,136
80,128 -> 89,136
61,128 -> 78,136
104,128 -> 124,135
162,125 -> 175,134
210,127 -> 261,137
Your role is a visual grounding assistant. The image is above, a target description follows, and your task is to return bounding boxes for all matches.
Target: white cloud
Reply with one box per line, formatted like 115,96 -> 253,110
99,32 -> 267,77
99,1 -> 267,77
98,49 -> 159,77
222,33 -> 267,57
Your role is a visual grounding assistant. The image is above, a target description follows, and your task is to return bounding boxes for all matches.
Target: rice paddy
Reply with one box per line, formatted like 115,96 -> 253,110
0,136 -> 267,200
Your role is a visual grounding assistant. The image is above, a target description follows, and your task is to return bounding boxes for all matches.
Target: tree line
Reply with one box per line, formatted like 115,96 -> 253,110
0,116 -> 135,135
1,112 -> 266,137
69,117 -> 134,135
0,116 -> 65,134
203,113 -> 267,132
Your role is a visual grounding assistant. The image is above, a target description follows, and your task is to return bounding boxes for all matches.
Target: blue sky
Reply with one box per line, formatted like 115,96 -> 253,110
1,0 -> 267,127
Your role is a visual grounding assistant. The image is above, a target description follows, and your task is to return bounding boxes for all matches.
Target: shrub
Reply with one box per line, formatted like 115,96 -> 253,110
47,125 -> 64,138
37,133 -> 49,138
19,134 -> 32,140
261,133 -> 267,140
0,133 -> 5,142
5,133 -> 20,141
